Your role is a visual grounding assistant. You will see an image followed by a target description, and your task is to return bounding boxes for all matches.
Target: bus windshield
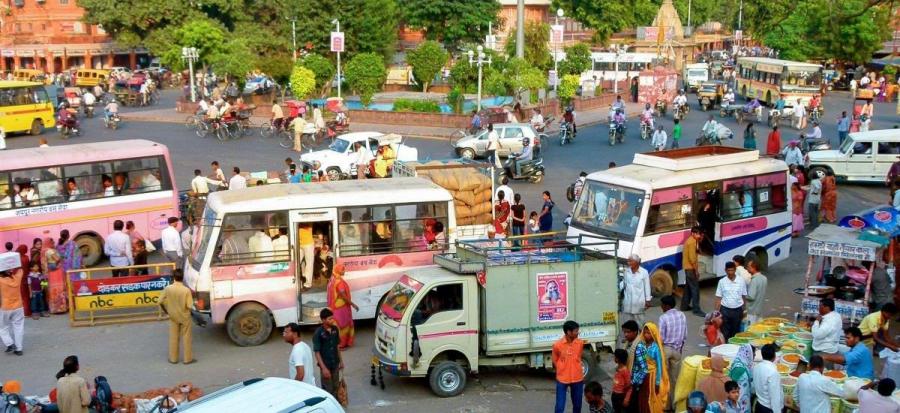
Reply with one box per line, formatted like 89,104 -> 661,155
571,180 -> 645,241
380,275 -> 424,322
782,70 -> 822,90
191,207 -> 217,271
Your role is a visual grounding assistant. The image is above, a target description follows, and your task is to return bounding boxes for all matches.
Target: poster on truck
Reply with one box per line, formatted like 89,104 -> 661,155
537,272 -> 568,322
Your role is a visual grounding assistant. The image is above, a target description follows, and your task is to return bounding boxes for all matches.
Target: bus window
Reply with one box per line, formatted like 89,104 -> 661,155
10,167 -> 63,206
645,187 -> 692,235
755,173 -> 788,215
0,174 -> 14,209
394,202 -> 449,252
215,211 -> 289,265
113,157 -> 169,194
721,177 -> 755,220
63,162 -> 113,200
339,207 -> 370,256
371,206 -> 393,253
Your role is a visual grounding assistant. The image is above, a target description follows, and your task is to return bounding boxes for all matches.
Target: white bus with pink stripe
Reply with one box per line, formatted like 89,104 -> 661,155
566,147 -> 792,298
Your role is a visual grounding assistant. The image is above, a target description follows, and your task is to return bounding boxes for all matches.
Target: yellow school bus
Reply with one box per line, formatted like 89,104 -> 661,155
0,81 -> 56,135
74,69 -> 111,87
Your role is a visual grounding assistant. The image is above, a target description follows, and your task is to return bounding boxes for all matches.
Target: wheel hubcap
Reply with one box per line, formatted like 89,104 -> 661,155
239,315 -> 261,336
440,371 -> 459,391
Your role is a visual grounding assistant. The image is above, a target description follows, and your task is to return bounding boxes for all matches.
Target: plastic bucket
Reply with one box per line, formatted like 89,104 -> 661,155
782,376 -> 798,409
842,400 -> 859,413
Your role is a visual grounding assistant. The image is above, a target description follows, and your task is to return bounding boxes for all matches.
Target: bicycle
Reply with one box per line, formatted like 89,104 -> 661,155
184,113 -> 204,129
278,130 -> 294,149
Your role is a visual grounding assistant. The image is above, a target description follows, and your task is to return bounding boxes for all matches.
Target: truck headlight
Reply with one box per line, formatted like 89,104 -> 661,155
388,342 -> 396,358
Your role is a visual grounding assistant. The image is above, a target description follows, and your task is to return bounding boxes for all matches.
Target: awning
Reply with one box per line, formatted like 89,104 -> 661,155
839,206 -> 900,242
870,56 -> 900,68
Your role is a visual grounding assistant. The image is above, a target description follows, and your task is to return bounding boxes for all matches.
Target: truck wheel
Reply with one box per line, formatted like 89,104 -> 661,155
581,351 -> 597,382
75,234 -> 103,267
226,302 -> 273,347
649,269 -> 674,297
429,361 -> 466,397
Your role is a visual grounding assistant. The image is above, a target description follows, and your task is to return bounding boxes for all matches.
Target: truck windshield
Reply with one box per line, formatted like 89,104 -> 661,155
570,180 -> 645,242
380,275 -> 424,322
190,207 -> 217,271
688,70 -> 707,78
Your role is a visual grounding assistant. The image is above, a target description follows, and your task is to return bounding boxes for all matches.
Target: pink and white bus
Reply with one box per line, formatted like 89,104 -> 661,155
184,178 -> 457,346
0,139 -> 179,266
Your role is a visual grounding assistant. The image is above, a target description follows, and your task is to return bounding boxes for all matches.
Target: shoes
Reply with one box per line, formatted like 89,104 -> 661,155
32,316 -> 40,320
13,351 -> 22,356
183,359 -> 197,365
41,312 -> 50,318
4,345 -> 13,353
168,360 -> 179,364
692,310 -> 706,317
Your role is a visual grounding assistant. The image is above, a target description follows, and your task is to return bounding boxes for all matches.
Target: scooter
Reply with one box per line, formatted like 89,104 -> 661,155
608,118 -> 626,146
639,119 -> 652,140
104,113 -> 121,130
501,155 -> 544,184
84,103 -> 95,118
809,106 -> 823,123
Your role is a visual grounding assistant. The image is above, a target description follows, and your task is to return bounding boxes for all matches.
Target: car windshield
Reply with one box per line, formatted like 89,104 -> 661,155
380,275 -> 424,322
571,180 -> 646,242
689,70 -> 707,77
329,138 -> 351,153
190,206 -> 217,271
700,85 -> 717,93
839,138 -> 855,154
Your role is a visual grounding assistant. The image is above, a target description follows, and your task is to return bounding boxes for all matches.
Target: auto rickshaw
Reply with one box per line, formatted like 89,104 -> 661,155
697,80 -> 726,111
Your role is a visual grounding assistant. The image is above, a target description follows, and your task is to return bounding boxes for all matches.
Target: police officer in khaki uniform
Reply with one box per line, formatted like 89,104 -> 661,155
159,269 -> 195,364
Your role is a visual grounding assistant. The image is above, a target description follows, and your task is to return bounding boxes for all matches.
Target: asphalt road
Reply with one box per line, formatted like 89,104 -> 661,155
3,90 -> 899,412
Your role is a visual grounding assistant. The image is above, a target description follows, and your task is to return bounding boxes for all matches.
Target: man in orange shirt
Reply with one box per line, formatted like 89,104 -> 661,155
681,226 -> 704,316
553,320 -> 585,413
0,265 -> 25,355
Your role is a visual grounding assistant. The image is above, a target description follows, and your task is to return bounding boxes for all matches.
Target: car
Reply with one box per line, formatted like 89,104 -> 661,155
806,129 -> 900,182
299,131 -> 418,181
244,76 -> 275,95
171,377 -> 344,413
452,123 -> 541,160
148,61 -> 167,74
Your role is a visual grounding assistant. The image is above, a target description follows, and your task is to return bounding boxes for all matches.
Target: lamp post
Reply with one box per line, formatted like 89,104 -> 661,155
612,44 -> 627,94
468,45 -> 492,112
332,19 -> 342,99
290,17 -> 297,61
553,8 -> 564,92
181,47 -> 199,102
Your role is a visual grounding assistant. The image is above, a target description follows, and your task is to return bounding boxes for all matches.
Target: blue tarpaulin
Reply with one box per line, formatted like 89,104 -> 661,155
839,206 -> 900,245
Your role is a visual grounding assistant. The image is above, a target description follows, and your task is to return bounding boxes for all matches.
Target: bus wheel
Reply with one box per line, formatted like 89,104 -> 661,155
29,119 -> 43,136
649,268 -> 675,297
75,234 -> 103,267
227,302 -> 273,347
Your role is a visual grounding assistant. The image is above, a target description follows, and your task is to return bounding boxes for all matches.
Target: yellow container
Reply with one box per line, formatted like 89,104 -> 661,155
842,400 -> 859,413
776,363 -> 792,375
735,331 -> 759,339
782,376 -> 798,409
728,337 -> 750,345
824,370 -> 847,384
748,324 -> 774,334
763,317 -> 790,325
751,338 -> 775,347
767,331 -> 789,340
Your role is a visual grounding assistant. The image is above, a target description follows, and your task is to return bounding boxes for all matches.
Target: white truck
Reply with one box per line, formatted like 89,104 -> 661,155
683,63 -> 710,93
371,237 -> 619,397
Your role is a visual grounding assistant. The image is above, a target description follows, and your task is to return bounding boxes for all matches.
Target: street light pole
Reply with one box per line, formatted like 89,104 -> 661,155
333,19 -> 342,99
613,45 -> 625,94
181,47 -> 199,102
468,45 -> 492,112
516,0 -> 525,59
291,18 -> 297,61
554,8 -> 564,92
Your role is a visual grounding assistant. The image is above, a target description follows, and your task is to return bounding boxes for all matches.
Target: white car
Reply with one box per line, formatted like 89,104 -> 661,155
806,129 -> 900,182
300,131 -> 418,180
172,377 -> 344,413
110,66 -> 131,76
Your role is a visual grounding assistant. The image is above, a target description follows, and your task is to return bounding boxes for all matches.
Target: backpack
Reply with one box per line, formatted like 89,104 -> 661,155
566,183 -> 576,202
93,376 -> 113,413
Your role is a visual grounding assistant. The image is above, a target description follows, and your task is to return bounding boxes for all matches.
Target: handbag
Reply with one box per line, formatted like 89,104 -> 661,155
144,239 -> 156,253
336,371 -> 349,407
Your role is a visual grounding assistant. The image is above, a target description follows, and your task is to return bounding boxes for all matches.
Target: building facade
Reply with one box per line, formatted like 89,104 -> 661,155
0,0 -> 148,73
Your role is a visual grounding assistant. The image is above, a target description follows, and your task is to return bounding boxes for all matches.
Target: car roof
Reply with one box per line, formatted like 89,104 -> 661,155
847,129 -> 900,142
173,377 -> 343,413
334,131 -> 387,142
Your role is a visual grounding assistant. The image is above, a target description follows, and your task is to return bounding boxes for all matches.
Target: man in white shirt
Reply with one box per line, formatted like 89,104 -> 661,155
82,90 -> 96,107
190,169 -> 221,195
495,177 -> 514,206
651,125 -> 667,151
782,141 -> 804,167
794,355 -> 843,413
248,229 -> 274,261
196,98 -> 210,116
312,104 -> 325,134
804,121 -> 822,141
354,142 -> 372,179
104,220 -> 133,277
486,123 -> 502,168
272,228 -> 289,253
715,262 -> 747,341
811,298 -> 842,360
229,167 -> 247,190
161,217 -> 183,267
793,100 -> 807,129
283,322 -> 316,386
210,161 -> 226,191
622,254 -> 652,325
752,344 -> 784,413
530,108 -> 544,131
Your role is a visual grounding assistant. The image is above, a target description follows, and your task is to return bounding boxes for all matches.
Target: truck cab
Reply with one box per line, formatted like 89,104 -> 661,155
373,237 -> 619,397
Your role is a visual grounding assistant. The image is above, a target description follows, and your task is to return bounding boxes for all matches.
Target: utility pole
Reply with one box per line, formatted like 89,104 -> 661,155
738,0 -> 744,47
291,18 -> 297,61
516,0 -> 525,59
332,19 -> 342,99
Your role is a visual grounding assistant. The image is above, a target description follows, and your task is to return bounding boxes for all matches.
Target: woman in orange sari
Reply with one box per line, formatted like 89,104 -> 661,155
631,322 -> 670,413
327,263 -> 359,348
42,237 -> 67,313
821,170 -> 838,223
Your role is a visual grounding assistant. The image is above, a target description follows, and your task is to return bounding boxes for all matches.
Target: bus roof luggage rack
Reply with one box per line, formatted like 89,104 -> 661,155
632,147 -> 760,171
435,236 -> 618,273
433,253 -> 486,274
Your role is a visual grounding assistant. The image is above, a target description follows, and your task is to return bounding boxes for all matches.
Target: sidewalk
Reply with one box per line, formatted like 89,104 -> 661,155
119,102 -> 643,138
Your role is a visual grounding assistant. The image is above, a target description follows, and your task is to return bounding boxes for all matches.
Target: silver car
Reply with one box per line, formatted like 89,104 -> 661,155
452,123 -> 542,160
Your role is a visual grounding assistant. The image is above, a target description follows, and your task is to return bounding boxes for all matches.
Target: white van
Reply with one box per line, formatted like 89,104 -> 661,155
806,129 -> 900,182
172,377 -> 345,413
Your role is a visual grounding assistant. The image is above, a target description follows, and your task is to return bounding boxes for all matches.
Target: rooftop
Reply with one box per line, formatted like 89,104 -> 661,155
632,146 -> 759,171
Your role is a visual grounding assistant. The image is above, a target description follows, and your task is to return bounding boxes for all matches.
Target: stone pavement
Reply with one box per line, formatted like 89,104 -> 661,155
119,101 -> 644,139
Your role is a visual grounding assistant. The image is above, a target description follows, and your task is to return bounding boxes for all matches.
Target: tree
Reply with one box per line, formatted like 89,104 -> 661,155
402,0 -> 501,50
551,0 -> 657,44
344,53 -> 387,105
559,43 -> 592,76
301,54 -> 336,96
209,38 -> 256,85
290,66 -> 317,99
505,58 -> 547,98
257,54 -> 294,87
504,21 -> 552,70
558,74 -> 580,104
292,0 -> 400,61
155,20 -> 228,72
407,41 -> 449,92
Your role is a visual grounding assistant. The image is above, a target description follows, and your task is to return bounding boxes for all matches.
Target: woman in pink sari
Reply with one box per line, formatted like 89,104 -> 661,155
42,237 -> 67,313
327,263 -> 359,348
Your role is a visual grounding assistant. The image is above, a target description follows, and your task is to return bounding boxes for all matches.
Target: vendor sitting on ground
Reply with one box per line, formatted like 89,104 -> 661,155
821,327 -> 875,379
858,303 -> 899,352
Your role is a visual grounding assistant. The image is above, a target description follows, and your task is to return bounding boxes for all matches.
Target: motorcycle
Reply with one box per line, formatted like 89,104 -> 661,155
58,110 -> 81,138
695,124 -> 734,146
559,121 -> 574,146
501,154 -> 545,184
699,95 -> 712,111
104,113 -> 121,130
809,106 -> 822,123
720,103 -> 740,119
608,119 -> 626,146
654,100 -> 667,117
84,103 -> 95,118
673,103 -> 689,120
640,120 -> 652,140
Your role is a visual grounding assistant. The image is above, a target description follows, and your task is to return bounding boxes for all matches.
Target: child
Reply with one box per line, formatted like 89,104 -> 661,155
585,381 -> 612,413
719,380 -> 741,413
27,263 -> 48,319
528,211 -> 539,233
702,311 -> 725,347
132,240 -> 149,275
611,348 -> 632,413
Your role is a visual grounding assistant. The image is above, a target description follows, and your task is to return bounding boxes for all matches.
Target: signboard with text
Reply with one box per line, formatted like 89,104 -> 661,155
807,239 -> 876,261
330,32 -> 345,53
550,25 -> 564,44
537,272 -> 568,322
72,275 -> 171,311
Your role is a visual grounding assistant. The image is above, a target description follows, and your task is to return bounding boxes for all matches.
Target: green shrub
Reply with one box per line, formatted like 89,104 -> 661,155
446,87 -> 464,114
393,98 -> 442,113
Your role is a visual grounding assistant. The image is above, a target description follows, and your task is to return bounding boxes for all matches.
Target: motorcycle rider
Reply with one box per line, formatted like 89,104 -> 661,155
808,94 -> 822,120
640,103 -> 655,130
530,108 -> 545,132
103,98 -> 119,125
673,89 -> 688,117
804,121 -> 823,141
612,95 -> 625,113
82,89 -> 96,115
511,137 -> 534,177
562,106 -> 576,137
702,115 -> 719,142
651,124 -> 668,151
613,108 -> 626,138
722,88 -> 735,108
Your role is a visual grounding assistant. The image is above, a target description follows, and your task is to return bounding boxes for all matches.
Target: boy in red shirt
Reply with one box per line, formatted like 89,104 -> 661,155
611,349 -> 632,413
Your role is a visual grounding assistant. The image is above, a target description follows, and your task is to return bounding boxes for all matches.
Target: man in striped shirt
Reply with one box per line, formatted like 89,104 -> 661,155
658,295 -> 686,410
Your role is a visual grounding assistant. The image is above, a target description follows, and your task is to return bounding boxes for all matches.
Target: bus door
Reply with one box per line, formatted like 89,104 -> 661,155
692,182 -> 721,276
289,208 -> 337,323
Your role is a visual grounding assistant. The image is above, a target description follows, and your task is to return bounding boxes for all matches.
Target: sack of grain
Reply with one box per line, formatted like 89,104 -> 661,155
475,188 -> 493,204
456,190 -> 476,207
472,202 -> 492,216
